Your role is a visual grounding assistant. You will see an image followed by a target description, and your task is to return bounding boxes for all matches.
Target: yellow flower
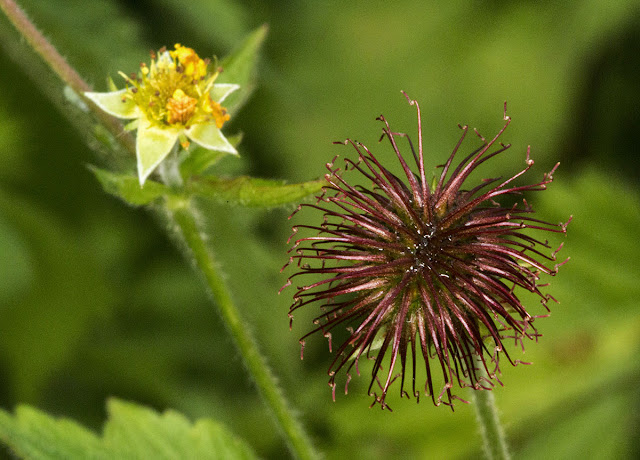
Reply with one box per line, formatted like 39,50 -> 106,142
85,44 -> 239,185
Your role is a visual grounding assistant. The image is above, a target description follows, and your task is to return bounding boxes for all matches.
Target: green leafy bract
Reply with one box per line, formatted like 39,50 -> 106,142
90,166 -> 171,205
188,175 -> 325,208
91,166 -> 325,209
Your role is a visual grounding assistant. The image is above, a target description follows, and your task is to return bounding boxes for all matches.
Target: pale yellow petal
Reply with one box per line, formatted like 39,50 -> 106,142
185,123 -> 238,155
84,89 -> 140,119
136,118 -> 180,185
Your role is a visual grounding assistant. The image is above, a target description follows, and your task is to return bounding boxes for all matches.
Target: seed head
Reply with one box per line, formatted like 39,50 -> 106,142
282,93 -> 570,410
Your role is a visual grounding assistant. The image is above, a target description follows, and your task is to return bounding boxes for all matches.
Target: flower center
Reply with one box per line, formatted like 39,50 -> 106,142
121,44 -> 230,129
413,225 -> 441,266
166,89 -> 197,125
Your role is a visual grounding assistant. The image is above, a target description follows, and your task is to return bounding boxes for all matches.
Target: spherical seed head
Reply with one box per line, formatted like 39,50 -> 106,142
283,94 -> 570,410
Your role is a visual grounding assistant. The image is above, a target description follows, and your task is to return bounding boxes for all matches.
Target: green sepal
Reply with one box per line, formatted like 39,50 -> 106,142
107,76 -> 118,92
180,133 -> 243,179
217,24 -> 268,116
89,166 -> 171,206
0,399 -> 256,459
210,83 -> 240,104
187,175 -> 325,208
123,119 -> 138,131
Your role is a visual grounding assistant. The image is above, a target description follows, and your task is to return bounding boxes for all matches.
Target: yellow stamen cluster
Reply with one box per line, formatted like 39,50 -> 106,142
206,96 -> 231,129
166,89 -> 198,125
120,44 -> 230,129
170,44 -> 207,79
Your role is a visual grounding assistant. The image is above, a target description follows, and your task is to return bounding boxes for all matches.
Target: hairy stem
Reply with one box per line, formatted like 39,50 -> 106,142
471,366 -> 511,460
167,199 -> 318,460
0,0 -> 135,155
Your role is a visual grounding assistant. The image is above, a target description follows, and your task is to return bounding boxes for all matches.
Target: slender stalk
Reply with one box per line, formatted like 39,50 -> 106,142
0,0 -> 135,155
168,199 -> 318,460
471,365 -> 511,460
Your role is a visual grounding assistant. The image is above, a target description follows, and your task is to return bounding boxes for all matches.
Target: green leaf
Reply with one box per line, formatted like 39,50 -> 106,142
217,24 -> 268,115
187,175 -> 325,208
0,405 -> 110,459
0,399 -> 257,459
90,166 -> 170,205
103,399 -> 256,459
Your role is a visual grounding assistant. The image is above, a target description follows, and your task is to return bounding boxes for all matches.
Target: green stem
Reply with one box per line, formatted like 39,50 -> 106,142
167,199 -> 318,460
471,365 -> 511,460
0,0 -> 135,155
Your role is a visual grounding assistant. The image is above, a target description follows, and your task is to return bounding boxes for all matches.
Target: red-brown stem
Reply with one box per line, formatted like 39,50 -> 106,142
0,0 -> 135,155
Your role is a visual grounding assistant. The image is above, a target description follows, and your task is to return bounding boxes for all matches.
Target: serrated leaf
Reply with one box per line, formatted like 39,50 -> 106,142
0,399 -> 256,460
0,405 -> 110,459
90,166 -> 170,205
217,24 -> 268,115
188,175 -> 325,208
103,399 -> 256,459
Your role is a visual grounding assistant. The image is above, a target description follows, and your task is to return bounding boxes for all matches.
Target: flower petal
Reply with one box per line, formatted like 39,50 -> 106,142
185,123 -> 238,155
84,89 -> 140,119
136,118 -> 180,185
210,84 -> 240,103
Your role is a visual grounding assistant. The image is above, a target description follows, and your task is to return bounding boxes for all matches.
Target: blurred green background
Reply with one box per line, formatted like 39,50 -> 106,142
1,0 -> 639,458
